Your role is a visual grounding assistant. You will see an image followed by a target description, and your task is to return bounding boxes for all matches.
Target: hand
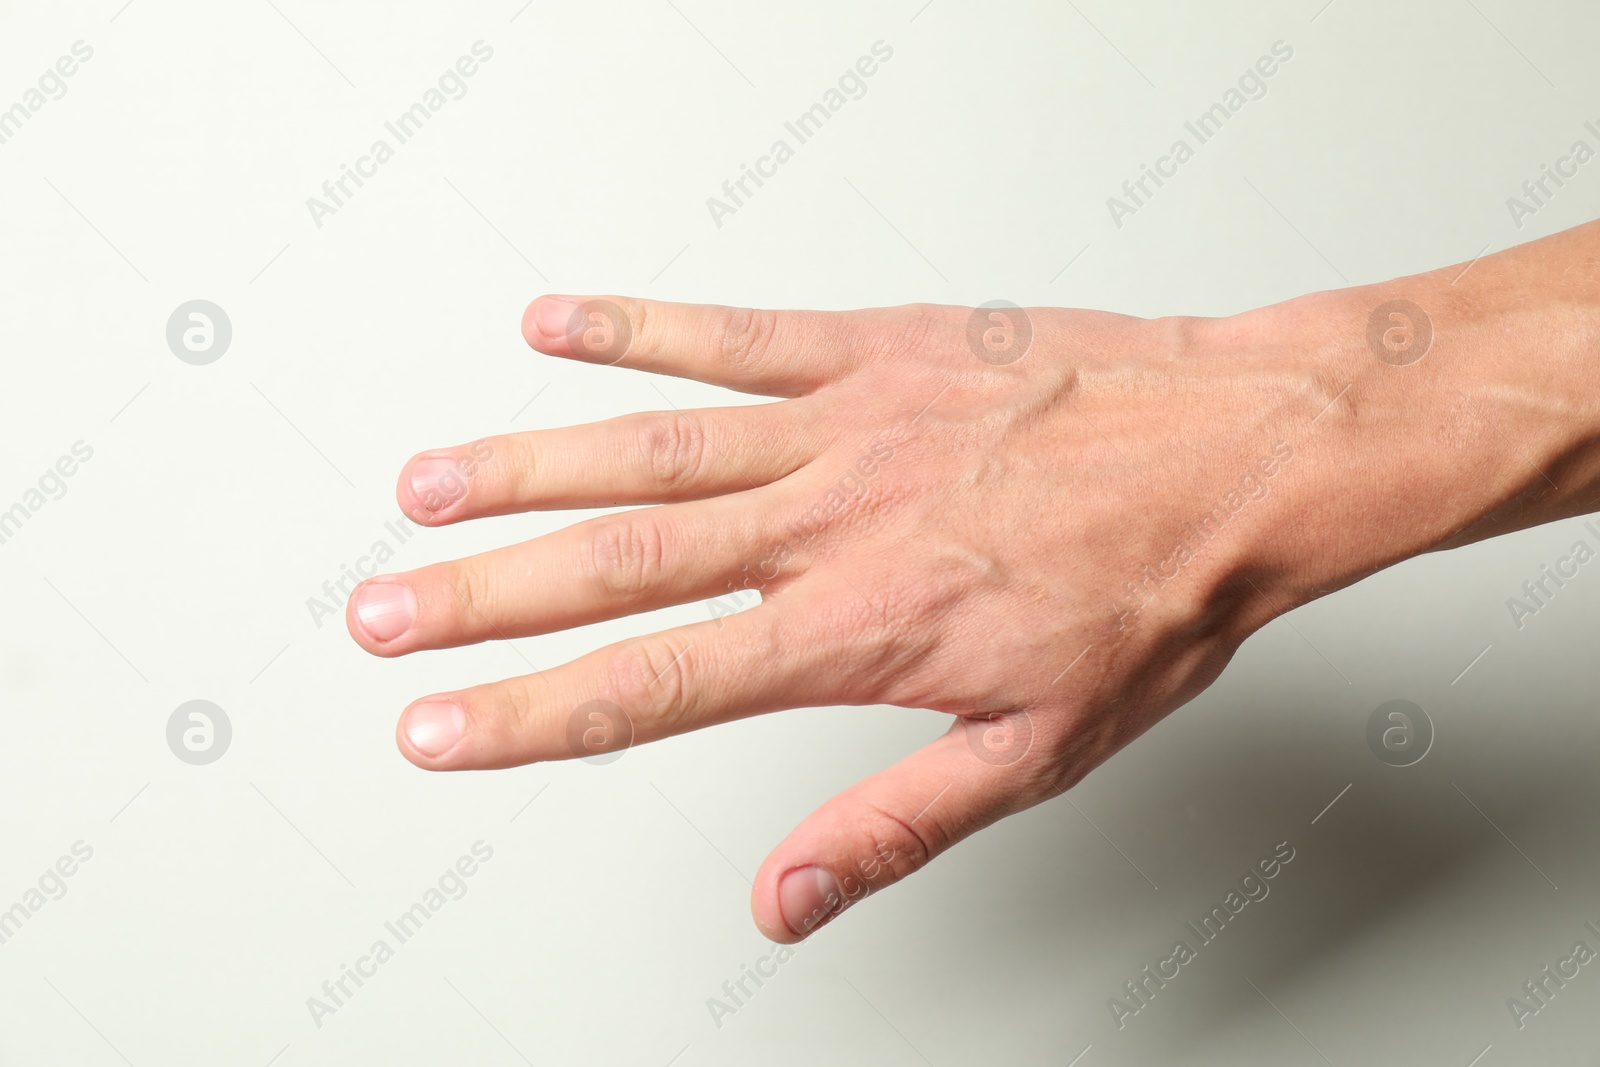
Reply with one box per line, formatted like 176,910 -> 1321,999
343,279 -> 1570,942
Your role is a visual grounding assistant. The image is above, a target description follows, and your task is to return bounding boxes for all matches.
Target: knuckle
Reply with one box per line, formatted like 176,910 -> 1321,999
586,516 -> 669,601
709,305 -> 777,371
438,559 -> 494,627
494,672 -> 550,744
1306,361 -> 1357,424
641,411 -> 708,491
501,435 -> 539,495
806,586 -> 934,704
869,302 -> 948,362
629,299 -> 652,352
606,635 -> 694,733
850,802 -> 934,889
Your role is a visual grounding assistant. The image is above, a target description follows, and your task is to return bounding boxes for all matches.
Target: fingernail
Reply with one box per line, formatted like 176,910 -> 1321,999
409,457 -> 467,514
404,700 -> 465,758
353,581 -> 416,642
533,296 -> 579,340
779,866 -> 844,936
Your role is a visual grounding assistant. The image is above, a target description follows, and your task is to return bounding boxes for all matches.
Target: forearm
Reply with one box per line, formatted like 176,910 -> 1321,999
1205,220 -> 1600,615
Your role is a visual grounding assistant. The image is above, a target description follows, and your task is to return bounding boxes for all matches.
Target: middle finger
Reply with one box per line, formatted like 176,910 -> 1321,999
346,489 -> 800,656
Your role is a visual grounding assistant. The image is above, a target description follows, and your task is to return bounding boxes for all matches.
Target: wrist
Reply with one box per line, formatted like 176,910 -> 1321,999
1205,238 -> 1600,624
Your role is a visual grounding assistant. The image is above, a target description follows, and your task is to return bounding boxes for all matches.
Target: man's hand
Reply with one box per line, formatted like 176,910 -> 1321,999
346,222 -> 1600,941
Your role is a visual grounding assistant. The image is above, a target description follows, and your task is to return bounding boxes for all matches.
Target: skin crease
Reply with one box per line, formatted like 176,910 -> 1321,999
348,219 -> 1600,944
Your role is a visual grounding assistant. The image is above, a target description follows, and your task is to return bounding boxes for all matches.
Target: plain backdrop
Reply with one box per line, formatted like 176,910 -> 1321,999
2,1 -> 1599,1064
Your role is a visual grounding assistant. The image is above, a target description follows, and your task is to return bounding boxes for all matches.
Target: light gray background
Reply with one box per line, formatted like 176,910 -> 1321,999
2,1 -> 1597,1064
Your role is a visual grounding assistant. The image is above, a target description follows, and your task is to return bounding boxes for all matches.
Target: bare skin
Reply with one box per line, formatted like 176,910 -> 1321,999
347,220 -> 1600,943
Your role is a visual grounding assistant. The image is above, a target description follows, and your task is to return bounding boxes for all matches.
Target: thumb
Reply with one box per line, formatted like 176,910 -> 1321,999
751,710 -> 1047,943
